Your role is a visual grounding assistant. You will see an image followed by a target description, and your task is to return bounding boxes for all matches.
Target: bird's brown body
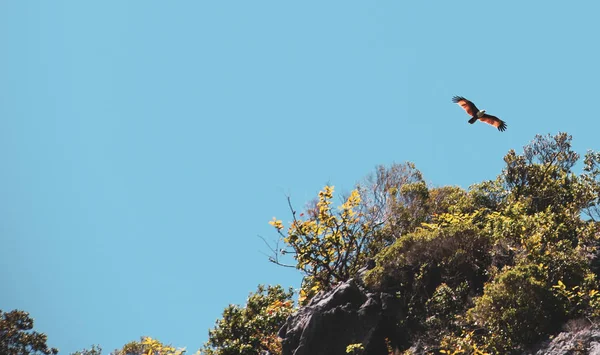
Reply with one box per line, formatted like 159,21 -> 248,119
452,96 -> 507,132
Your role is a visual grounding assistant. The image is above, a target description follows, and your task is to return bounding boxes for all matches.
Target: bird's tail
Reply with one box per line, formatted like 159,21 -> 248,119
468,116 -> 478,124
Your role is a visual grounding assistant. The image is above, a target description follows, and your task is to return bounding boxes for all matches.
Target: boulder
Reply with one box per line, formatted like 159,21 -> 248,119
532,323 -> 600,355
278,278 -> 400,355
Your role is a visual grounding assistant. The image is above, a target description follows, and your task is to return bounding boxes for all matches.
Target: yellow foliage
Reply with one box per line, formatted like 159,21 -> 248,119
269,185 -> 376,304
345,343 -> 364,354
139,337 -> 186,355
260,333 -> 283,355
269,217 -> 284,231
440,331 -> 490,355
265,300 -> 294,316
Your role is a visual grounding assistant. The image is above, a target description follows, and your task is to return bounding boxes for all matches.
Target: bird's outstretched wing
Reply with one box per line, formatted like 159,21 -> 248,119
479,114 -> 507,132
452,96 -> 478,117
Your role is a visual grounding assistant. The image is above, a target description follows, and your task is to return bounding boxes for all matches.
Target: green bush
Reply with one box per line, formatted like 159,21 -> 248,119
364,215 -> 493,347
201,285 -> 295,355
468,264 -> 565,354
425,282 -> 468,332
365,218 -> 492,294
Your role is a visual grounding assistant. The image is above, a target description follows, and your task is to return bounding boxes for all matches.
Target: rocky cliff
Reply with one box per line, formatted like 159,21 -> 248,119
279,276 -> 600,355
278,277 -> 401,355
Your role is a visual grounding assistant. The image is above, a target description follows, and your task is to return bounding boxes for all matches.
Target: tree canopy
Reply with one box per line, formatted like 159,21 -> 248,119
201,285 -> 295,355
267,132 -> 600,353
0,310 -> 58,355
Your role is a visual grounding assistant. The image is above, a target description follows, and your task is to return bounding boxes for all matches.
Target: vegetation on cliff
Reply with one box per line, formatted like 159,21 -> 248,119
5,132 -> 600,354
266,132 -> 600,354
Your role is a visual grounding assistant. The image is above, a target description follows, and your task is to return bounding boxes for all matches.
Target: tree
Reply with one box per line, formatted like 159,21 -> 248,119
461,132 -> 600,353
267,163 -> 474,304
582,148 -> 600,221
71,345 -> 102,355
363,133 -> 600,353
268,186 -> 378,302
502,132 -> 590,214
356,162 -> 429,247
111,337 -> 186,355
201,285 -> 295,355
0,309 -> 58,355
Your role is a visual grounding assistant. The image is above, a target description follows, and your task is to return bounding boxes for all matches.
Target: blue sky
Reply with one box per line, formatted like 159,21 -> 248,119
1,1 -> 599,353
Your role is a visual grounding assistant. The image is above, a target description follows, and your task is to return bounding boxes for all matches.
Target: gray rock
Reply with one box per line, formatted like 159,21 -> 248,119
532,324 -> 600,355
278,277 -> 600,355
278,278 -> 399,355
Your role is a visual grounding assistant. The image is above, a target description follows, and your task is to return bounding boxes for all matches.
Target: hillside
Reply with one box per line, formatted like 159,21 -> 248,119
271,132 -> 600,354
4,132 -> 600,355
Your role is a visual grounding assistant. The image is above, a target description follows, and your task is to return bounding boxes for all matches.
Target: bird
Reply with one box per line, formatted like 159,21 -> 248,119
452,96 -> 507,132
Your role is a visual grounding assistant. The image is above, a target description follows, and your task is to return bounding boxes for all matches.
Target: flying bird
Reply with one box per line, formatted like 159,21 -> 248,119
452,96 -> 507,132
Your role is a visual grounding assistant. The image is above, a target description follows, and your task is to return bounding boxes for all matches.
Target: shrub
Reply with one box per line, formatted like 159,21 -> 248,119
468,264 -> 565,354
365,216 -> 492,294
365,215 -> 493,346
201,285 -> 295,355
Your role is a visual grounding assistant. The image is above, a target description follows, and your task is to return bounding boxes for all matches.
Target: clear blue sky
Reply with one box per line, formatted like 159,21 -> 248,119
2,1 -> 599,354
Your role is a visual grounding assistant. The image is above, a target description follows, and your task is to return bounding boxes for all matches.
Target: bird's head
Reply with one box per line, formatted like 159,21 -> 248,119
477,110 -> 486,117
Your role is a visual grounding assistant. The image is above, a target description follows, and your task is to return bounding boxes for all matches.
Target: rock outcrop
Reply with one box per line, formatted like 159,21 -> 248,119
278,278 -> 402,355
530,323 -> 600,355
278,276 -> 600,355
